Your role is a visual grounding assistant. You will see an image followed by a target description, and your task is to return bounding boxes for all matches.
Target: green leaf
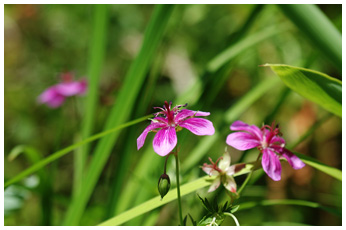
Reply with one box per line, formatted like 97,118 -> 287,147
264,64 -> 341,117
238,199 -> 341,217
293,151 -> 342,181
79,4 -> 109,179
4,115 -> 151,188
278,4 -> 342,72
98,176 -> 212,226
63,5 -> 174,225
99,163 -> 256,226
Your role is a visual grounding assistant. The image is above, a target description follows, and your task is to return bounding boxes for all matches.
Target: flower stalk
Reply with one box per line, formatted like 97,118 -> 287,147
174,149 -> 183,226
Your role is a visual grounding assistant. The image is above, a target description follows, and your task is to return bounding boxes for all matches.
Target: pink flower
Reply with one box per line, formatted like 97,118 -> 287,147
226,120 -> 305,181
38,72 -> 88,108
137,101 -> 215,156
202,151 -> 237,193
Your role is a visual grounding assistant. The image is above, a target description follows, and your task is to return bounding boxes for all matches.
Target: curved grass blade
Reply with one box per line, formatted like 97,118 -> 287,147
98,176 -> 212,226
207,25 -> 287,73
176,24 -> 287,106
224,77 -> 281,123
7,145 -> 52,225
293,151 -> 342,181
264,64 -> 341,117
278,4 -> 342,72
4,115 -> 151,188
100,163 -> 254,226
238,199 -> 341,217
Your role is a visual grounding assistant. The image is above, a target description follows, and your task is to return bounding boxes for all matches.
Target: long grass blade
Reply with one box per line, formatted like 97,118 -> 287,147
62,5 -> 175,225
278,4 -> 342,73
77,4 -> 109,192
264,64 -> 342,117
4,115 -> 151,188
293,151 -> 342,181
238,199 -> 341,217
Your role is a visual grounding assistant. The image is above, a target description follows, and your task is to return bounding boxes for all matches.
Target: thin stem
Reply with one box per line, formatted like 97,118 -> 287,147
174,149 -> 183,226
236,171 -> 253,196
237,153 -> 261,196
224,212 -> 240,226
163,154 -> 170,174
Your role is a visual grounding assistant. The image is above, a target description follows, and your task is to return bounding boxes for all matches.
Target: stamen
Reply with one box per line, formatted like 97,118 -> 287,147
214,156 -> 223,165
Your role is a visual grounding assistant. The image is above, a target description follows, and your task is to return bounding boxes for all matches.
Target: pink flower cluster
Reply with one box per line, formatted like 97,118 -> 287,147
38,72 -> 88,108
138,101 -> 306,184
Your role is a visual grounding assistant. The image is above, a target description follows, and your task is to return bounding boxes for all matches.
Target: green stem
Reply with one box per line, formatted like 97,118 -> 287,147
174,150 -> 183,226
224,212 -> 240,226
237,154 -> 261,196
236,170 -> 253,196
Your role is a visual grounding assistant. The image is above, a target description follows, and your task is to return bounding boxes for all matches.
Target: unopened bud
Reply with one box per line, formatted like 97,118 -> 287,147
158,173 -> 170,199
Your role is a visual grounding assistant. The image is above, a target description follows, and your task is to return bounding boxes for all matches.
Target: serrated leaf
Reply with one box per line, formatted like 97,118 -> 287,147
264,64 -> 341,117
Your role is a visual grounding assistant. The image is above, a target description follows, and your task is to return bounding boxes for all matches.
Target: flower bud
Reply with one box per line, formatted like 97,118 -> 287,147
158,173 -> 170,199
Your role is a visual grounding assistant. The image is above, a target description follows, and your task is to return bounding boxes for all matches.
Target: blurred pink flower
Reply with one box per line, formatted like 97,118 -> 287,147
226,120 -> 305,181
137,101 -> 215,156
202,151 -> 237,193
38,72 -> 88,108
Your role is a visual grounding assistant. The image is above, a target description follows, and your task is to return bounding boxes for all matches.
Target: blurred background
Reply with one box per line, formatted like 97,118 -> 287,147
4,4 -> 342,226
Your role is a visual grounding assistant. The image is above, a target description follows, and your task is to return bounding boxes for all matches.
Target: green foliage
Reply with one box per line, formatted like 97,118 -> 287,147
4,4 -> 342,226
265,64 -> 342,117
197,195 -> 239,226
278,5 -> 342,72
293,151 -> 342,181
4,115 -> 151,188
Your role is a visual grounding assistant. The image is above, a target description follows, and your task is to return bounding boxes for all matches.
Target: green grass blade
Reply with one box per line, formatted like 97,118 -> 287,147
4,115 -> 151,188
293,151 -> 342,181
8,145 -> 42,163
264,64 -> 342,117
238,199 -> 341,217
62,5 -> 174,225
176,24 -> 287,106
98,176 -> 211,226
7,145 -> 52,225
78,4 -> 109,184
181,132 -> 219,173
224,77 -> 281,123
105,50 -> 165,218
99,164 -> 255,226
207,25 -> 286,73
278,4 -> 342,72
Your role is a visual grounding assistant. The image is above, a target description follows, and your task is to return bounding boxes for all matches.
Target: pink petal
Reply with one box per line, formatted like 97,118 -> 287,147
153,127 -> 177,156
56,79 -> 88,97
262,149 -> 282,181
137,123 -> 166,150
230,120 -> 263,141
281,148 -> 305,170
38,86 -> 66,108
179,118 -> 215,136
208,178 -> 221,193
175,109 -> 210,122
226,132 -> 260,150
